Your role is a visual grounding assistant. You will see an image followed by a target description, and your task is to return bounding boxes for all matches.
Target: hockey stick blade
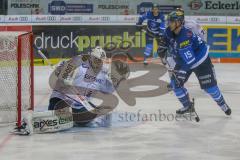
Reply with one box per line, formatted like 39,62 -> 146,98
33,44 -> 55,69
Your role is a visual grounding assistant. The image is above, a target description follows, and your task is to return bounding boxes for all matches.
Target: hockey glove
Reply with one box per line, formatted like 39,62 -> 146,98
157,46 -> 168,59
109,60 -> 130,88
112,60 -> 130,80
157,37 -> 168,59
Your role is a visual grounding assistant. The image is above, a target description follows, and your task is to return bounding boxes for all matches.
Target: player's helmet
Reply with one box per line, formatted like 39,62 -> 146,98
90,46 -> 106,60
176,8 -> 184,15
152,3 -> 159,9
167,10 -> 184,24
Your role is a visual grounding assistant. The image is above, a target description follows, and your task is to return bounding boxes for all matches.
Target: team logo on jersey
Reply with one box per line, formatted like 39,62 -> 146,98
84,73 -> 104,84
188,0 -> 203,10
155,19 -> 162,23
150,22 -> 157,28
180,40 -> 190,48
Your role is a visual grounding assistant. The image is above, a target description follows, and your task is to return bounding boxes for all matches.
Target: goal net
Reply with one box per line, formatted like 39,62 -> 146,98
0,32 -> 34,127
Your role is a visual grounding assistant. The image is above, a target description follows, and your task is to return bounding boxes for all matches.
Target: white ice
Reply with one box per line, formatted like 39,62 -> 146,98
0,63 -> 239,160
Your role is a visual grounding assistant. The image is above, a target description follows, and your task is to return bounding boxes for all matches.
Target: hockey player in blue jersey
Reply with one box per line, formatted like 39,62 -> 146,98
136,3 -> 165,65
158,10 -> 231,116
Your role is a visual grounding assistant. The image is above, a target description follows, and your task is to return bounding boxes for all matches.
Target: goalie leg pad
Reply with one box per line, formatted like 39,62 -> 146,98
20,110 -> 73,135
33,110 -> 73,134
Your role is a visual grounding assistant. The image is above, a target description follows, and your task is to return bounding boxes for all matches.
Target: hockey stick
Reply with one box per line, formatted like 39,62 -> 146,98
141,28 -> 164,39
125,52 -> 141,62
63,92 -> 97,111
141,29 -> 157,38
33,45 -> 55,69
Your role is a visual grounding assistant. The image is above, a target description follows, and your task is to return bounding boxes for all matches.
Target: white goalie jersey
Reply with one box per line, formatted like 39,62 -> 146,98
50,60 -> 115,110
17,58 -> 117,135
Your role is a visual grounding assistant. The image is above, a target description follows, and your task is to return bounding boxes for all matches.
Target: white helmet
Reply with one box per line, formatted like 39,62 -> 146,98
90,46 -> 106,60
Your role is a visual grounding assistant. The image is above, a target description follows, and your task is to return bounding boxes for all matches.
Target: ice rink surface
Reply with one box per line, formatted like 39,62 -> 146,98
0,63 -> 239,160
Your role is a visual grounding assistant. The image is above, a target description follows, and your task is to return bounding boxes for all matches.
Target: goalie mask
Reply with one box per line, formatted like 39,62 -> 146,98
89,46 -> 107,72
90,46 -> 106,60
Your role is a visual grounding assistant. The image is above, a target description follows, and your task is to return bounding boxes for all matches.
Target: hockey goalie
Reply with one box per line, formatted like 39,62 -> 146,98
15,46 -> 129,135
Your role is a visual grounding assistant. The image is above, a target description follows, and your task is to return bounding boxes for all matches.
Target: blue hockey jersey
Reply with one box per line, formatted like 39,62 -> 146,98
164,26 -> 209,71
137,11 -> 165,35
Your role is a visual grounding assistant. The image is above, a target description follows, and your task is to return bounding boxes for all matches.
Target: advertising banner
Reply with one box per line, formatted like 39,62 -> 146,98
226,16 -> 240,24
0,16 -> 5,23
33,25 -> 146,59
189,16 -> 227,24
48,1 -> 93,15
203,25 -> 240,58
32,25 -> 240,60
8,0 -> 94,15
186,0 -> 240,16
1,15 -> 235,24
8,0 -> 42,15
7,0 -> 240,16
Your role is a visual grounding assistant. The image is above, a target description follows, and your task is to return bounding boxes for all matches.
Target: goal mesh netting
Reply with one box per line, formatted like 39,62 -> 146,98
0,32 -> 33,127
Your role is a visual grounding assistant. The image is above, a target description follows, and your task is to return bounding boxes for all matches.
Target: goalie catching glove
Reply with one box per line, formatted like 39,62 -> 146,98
108,59 -> 130,88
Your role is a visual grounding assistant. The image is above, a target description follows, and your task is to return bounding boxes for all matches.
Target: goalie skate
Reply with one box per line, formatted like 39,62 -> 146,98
12,121 -> 30,136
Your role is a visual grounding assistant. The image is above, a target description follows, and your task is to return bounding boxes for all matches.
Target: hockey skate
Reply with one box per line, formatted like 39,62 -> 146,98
143,60 -> 148,66
176,99 -> 200,122
221,104 -> 232,116
12,112 -> 33,135
12,121 -> 30,135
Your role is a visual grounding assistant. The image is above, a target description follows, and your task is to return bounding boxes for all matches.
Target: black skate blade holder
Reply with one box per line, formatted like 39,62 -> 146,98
192,98 -> 200,122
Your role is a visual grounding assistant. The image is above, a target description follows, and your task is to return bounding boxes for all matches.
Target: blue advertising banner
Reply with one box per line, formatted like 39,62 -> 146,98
204,25 -> 240,58
48,1 -> 93,15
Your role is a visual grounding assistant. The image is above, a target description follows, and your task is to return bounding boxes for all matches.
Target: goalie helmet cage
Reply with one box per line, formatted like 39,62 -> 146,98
0,31 -> 34,127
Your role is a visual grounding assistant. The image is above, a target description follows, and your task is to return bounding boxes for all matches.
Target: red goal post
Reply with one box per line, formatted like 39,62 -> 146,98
0,31 -> 34,127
